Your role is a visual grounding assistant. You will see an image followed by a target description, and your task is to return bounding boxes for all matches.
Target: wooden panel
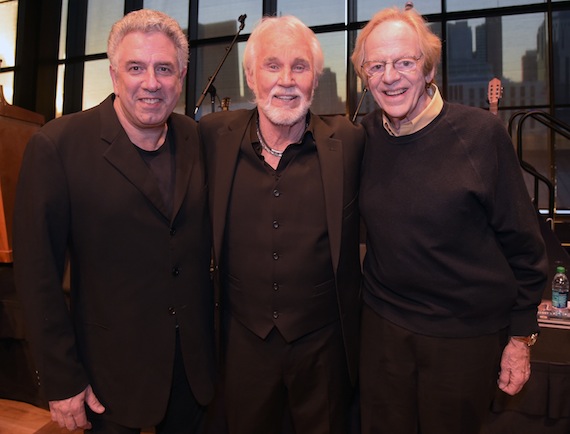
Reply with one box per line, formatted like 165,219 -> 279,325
0,398 -> 55,434
0,85 -> 44,263
0,399 -> 156,433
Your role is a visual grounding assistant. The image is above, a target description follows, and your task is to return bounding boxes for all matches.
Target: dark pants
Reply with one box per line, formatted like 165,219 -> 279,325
87,330 -> 205,434
360,304 -> 506,434
223,316 -> 353,434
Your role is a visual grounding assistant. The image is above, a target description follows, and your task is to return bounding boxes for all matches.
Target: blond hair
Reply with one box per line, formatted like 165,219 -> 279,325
351,6 -> 441,87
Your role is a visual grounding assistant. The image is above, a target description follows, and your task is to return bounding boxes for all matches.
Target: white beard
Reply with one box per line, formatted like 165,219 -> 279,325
257,89 -> 314,126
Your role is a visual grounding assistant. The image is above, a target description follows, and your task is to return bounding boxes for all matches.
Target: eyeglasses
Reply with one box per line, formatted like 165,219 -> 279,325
361,54 -> 423,78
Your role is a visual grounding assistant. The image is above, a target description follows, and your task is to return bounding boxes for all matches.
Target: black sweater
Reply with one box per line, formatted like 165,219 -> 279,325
360,102 -> 548,338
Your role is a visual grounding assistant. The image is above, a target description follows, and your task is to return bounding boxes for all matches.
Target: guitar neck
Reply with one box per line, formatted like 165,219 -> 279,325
487,77 -> 502,116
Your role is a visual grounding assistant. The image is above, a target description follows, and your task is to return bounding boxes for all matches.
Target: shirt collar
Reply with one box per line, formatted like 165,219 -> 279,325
382,83 -> 443,137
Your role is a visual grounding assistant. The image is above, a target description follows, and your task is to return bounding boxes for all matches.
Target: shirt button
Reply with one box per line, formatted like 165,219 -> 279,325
273,189 -> 280,197
273,311 -> 279,319
168,307 -> 176,315
273,282 -> 279,291
273,252 -> 279,260
172,267 -> 180,276
272,220 -> 279,229
170,227 -> 176,236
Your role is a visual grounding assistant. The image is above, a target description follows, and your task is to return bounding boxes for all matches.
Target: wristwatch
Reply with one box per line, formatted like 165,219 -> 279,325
512,333 -> 539,347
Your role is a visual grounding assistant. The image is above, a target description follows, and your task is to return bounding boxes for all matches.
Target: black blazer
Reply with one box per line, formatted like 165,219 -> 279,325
13,95 -> 215,427
199,109 -> 364,383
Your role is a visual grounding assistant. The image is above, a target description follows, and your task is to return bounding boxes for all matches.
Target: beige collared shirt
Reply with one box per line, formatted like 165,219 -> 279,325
382,83 -> 444,136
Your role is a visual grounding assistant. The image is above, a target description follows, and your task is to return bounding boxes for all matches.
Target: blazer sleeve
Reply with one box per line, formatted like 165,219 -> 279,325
13,128 -> 89,401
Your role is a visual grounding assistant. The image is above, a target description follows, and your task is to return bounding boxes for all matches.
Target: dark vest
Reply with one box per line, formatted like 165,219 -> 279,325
221,125 -> 339,342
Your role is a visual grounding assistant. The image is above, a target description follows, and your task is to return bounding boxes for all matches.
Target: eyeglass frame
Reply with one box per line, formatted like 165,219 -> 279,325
361,54 -> 424,79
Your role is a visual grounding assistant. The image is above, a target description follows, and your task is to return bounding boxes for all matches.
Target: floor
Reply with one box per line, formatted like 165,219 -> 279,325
0,398 -> 63,434
0,399 -> 155,433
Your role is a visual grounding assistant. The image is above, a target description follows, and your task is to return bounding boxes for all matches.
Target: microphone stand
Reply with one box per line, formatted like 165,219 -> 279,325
194,14 -> 247,115
351,87 -> 368,123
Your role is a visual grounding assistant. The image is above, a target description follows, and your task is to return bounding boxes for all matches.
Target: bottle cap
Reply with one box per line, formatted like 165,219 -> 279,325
556,265 -> 566,273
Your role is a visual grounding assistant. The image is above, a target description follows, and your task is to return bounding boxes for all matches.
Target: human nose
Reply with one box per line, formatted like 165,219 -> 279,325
142,69 -> 161,91
278,68 -> 294,86
382,62 -> 401,83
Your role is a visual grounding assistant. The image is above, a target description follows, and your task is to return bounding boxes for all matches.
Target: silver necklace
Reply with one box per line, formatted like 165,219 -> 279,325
256,121 -> 284,158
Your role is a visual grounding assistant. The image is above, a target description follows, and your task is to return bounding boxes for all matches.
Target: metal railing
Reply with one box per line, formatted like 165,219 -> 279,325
508,110 -> 570,223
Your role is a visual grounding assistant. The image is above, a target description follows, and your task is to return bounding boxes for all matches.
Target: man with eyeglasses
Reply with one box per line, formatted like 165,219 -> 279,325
351,6 -> 547,434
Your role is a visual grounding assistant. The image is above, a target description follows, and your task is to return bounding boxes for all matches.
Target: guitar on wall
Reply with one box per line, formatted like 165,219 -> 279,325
487,77 -> 503,115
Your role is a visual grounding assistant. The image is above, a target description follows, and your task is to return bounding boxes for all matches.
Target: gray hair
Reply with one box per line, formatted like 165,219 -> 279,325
107,9 -> 189,72
243,15 -> 324,83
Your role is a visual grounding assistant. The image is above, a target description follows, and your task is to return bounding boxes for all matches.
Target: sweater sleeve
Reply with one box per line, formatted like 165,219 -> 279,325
480,117 -> 548,336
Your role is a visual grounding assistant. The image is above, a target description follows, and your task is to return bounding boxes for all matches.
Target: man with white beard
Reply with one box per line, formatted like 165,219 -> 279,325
199,15 -> 365,434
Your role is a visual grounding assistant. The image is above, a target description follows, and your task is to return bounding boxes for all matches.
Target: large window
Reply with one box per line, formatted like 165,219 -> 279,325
0,0 -> 18,104
3,0 -> 570,209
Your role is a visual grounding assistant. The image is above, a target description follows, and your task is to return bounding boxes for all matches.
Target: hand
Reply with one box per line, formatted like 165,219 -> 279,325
49,384 -> 105,431
497,338 -> 531,395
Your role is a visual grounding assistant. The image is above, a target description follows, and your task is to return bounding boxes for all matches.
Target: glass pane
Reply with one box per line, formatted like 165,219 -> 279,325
85,1 -> 124,55
0,0 -> 18,68
144,0 -> 190,31
446,13 -> 548,109
0,72 -> 15,105
553,11 -> 570,105
194,41 -> 252,119
198,0 -> 260,39
277,0 -> 344,27
447,0 -> 545,13
56,65 -> 65,118
59,0 -> 68,59
506,108 -> 552,211
357,0 -> 441,22
83,59 -> 113,110
554,108 -> 570,210
313,32 -> 347,115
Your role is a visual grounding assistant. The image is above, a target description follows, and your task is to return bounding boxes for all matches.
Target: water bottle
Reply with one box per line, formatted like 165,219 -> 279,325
551,265 -> 569,309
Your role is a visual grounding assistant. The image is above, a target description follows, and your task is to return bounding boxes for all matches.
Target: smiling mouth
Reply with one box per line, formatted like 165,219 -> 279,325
141,98 -> 161,104
385,89 -> 407,96
274,95 -> 298,101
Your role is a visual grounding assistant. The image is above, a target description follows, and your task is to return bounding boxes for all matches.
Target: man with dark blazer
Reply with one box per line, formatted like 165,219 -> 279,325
13,10 -> 215,433
199,15 -> 364,434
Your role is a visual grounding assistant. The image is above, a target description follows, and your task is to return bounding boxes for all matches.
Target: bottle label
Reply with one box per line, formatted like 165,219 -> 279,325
552,290 -> 569,309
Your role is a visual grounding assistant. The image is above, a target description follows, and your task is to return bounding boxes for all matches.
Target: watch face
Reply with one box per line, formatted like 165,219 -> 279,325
529,333 -> 538,345
513,333 -> 538,346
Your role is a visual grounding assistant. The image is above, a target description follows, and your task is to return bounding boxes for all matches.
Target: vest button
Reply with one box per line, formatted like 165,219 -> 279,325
273,311 -> 279,319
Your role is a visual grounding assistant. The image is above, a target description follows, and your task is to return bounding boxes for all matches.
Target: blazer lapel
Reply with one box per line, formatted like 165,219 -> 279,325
100,102 -> 171,220
313,116 -> 343,273
170,119 -> 195,223
211,111 -> 254,263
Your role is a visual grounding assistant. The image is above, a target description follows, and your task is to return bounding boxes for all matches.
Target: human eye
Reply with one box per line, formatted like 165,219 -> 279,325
395,58 -> 416,71
156,65 -> 174,75
292,62 -> 309,73
366,62 -> 384,76
264,62 -> 279,71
